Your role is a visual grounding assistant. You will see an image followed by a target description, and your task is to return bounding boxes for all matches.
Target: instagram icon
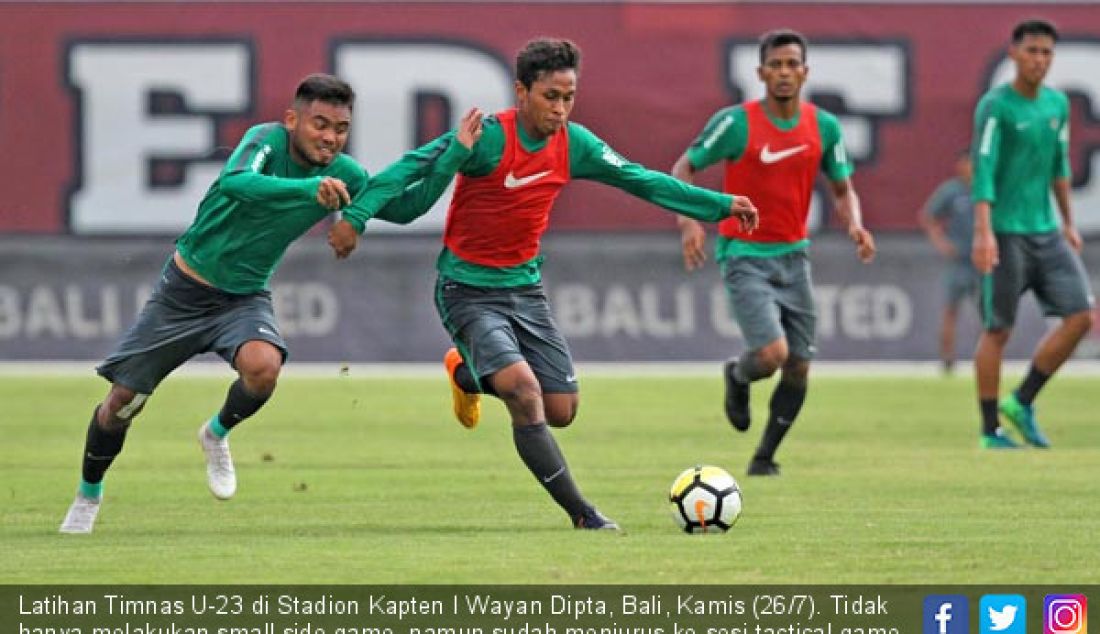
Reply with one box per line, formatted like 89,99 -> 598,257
1045,595 -> 1088,634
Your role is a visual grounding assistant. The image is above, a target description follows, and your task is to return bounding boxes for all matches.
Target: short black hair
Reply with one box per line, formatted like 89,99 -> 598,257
294,73 -> 355,110
1012,19 -> 1059,44
515,38 -> 581,88
759,29 -> 808,64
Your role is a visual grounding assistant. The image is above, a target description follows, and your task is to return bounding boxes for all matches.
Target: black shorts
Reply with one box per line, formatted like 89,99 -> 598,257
979,232 -> 1094,331
96,258 -> 287,394
434,277 -> 578,394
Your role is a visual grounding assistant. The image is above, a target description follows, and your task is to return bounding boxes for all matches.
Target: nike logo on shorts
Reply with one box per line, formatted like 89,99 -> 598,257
760,143 -> 808,164
504,170 -> 552,189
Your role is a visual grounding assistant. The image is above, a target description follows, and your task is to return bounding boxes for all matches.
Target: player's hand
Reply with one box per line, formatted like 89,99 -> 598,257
850,226 -> 876,263
456,108 -> 484,150
679,218 -> 707,271
316,177 -> 351,210
327,219 -> 359,259
730,195 -> 758,233
1064,225 -> 1083,253
971,230 -> 998,273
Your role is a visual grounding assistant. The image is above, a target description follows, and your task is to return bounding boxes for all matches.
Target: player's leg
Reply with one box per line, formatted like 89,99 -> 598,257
510,283 -> 614,529
1001,234 -> 1095,447
975,234 -> 1024,449
940,305 -> 959,374
721,255 -> 787,431
62,264 -> 206,532
749,251 -> 816,475
435,278 -> 502,428
202,299 -> 288,499
939,261 -> 972,374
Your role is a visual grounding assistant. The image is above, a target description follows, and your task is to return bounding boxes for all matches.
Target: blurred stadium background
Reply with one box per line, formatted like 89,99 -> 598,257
3,0 -> 1099,366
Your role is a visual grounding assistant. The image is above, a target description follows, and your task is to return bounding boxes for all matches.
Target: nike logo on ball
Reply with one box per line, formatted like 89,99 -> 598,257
760,143 -> 808,164
504,169 -> 552,189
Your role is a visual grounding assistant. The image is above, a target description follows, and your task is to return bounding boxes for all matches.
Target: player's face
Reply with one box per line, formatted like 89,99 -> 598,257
285,100 -> 352,168
758,43 -> 807,102
1010,34 -> 1055,87
516,69 -> 577,139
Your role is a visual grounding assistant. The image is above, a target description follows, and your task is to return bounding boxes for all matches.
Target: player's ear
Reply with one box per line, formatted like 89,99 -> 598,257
284,108 -> 298,130
514,80 -> 528,105
756,65 -> 765,82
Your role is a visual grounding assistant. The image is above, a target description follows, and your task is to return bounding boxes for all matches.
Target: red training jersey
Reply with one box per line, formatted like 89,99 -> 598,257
443,108 -> 570,267
720,100 -> 822,243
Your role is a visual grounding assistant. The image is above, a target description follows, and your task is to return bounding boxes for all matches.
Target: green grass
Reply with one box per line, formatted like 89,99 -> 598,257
2,372 -> 1097,584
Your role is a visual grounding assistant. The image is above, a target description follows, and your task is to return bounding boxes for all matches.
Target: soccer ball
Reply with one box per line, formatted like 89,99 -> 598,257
669,465 -> 743,533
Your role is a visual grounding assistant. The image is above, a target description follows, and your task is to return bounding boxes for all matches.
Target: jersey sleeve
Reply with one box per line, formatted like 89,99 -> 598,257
971,94 -> 1001,204
817,110 -> 855,181
684,106 -> 748,171
1053,92 -> 1072,180
219,123 -> 321,202
570,123 -> 732,222
341,131 -> 473,232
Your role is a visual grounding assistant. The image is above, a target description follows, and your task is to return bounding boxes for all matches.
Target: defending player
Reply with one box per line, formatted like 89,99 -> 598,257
60,74 -> 482,533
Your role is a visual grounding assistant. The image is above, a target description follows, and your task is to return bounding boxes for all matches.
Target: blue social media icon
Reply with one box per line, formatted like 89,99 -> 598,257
925,595 -> 970,634
981,595 -> 1026,634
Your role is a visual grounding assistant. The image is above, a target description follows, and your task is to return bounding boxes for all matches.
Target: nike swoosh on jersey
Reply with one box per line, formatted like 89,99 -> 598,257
504,169 -> 553,189
760,143 -> 809,164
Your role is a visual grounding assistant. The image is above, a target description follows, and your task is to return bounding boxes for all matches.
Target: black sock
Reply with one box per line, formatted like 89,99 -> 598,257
81,407 -> 130,486
980,399 -> 1000,435
734,351 -> 770,383
1015,365 -> 1051,407
217,378 -> 271,432
454,363 -> 480,393
513,423 -> 588,518
754,379 -> 808,461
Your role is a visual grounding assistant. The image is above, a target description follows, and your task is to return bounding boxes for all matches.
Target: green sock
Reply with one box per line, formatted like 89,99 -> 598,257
79,480 -> 103,500
208,415 -> 230,439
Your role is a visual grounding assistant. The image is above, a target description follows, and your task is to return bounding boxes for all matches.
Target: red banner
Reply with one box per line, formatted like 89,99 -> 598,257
2,2 -> 1099,234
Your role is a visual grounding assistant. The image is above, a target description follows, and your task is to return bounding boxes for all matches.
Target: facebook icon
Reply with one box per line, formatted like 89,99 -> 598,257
924,595 -> 970,634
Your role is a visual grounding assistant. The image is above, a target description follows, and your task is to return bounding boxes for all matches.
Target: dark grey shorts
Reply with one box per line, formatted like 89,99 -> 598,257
434,277 -> 577,394
980,232 -> 1094,331
720,250 -> 817,360
944,258 -> 980,308
96,258 -> 287,394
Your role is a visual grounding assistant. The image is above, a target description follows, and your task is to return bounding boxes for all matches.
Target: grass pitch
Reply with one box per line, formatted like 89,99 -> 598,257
2,371 -> 1097,584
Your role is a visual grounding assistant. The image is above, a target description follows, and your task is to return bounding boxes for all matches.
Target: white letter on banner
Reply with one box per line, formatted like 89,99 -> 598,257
69,42 -> 249,233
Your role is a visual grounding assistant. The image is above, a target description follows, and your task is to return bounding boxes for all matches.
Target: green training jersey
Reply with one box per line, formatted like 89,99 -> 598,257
685,102 -> 852,260
383,113 -> 733,287
176,123 -> 367,294
971,83 -> 1071,234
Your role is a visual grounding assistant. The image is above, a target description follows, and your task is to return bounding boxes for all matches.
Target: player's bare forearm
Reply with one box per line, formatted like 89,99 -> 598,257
831,180 -> 875,262
971,201 -> 998,273
1051,179 -> 1082,251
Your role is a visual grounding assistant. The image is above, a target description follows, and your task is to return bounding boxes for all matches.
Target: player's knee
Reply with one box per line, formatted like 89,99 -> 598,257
236,342 -> 282,394
757,347 -> 788,376
101,387 -> 148,427
546,398 -> 578,428
499,378 -> 543,412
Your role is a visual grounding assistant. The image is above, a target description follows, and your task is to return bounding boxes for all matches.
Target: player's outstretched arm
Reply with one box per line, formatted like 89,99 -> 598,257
340,108 -> 483,235
830,178 -> 875,263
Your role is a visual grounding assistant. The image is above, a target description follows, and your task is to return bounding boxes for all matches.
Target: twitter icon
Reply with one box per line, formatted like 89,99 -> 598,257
981,595 -> 1027,634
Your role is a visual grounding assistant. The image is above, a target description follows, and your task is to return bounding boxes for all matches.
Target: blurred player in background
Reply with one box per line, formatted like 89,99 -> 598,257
60,74 -> 482,533
332,37 -> 757,530
970,19 -> 1093,449
672,29 -> 875,476
920,151 -> 978,374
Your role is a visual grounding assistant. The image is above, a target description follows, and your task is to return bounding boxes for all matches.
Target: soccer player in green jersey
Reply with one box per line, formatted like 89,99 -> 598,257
60,74 -> 483,533
919,151 -> 978,374
671,30 -> 875,476
332,38 -> 758,530
971,19 -> 1094,449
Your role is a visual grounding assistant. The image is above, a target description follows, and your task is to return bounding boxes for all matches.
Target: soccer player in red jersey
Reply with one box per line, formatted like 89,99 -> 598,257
672,29 -> 875,476
332,37 -> 757,529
